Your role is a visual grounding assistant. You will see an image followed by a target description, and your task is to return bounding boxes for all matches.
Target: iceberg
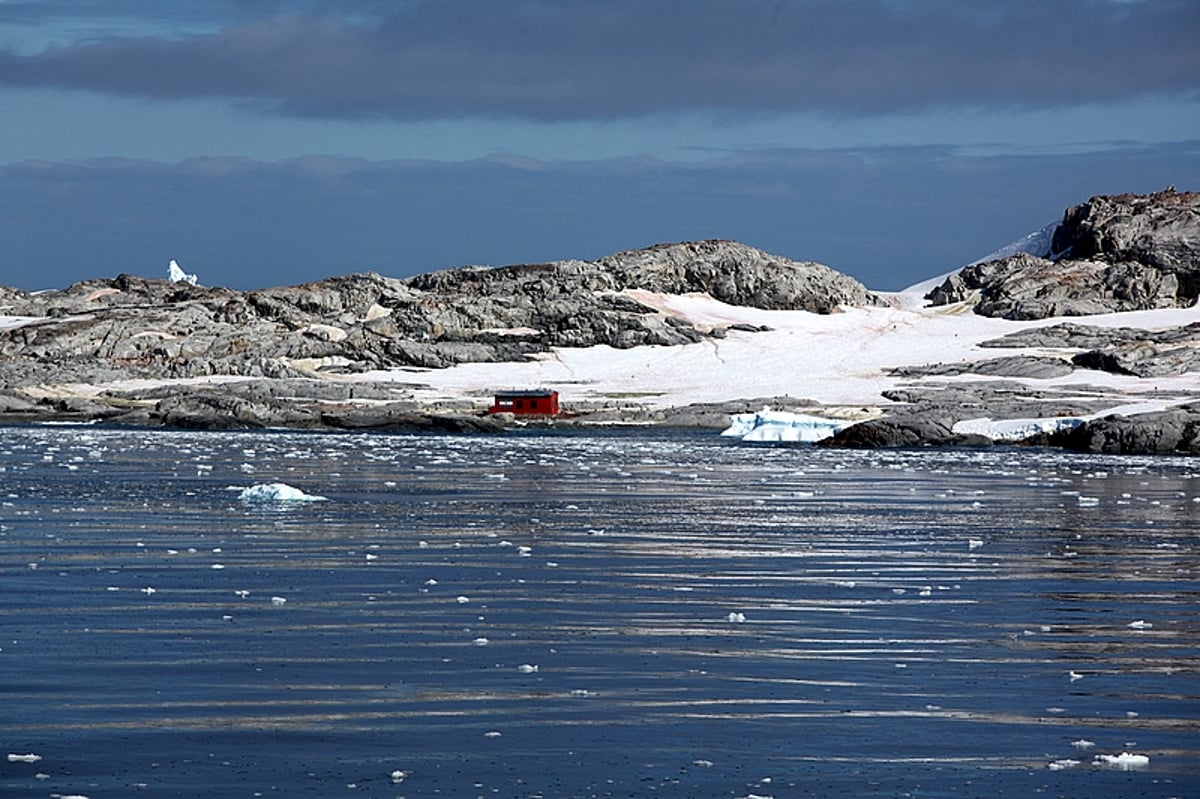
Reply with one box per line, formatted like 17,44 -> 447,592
168,259 -> 199,286
722,408 -> 850,443
237,482 -> 327,503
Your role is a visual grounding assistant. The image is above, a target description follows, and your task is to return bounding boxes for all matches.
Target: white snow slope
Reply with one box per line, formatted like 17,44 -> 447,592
355,288 -> 1198,422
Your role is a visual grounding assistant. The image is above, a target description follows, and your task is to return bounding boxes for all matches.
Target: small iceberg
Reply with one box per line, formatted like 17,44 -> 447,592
1094,752 -> 1150,771
237,482 -> 327,503
167,259 -> 199,286
722,408 -> 850,443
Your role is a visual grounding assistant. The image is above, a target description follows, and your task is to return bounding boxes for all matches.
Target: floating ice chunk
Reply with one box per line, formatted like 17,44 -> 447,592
141,587 -> 156,595
968,538 -> 985,550
1127,620 -> 1153,630
473,637 -> 489,646
1077,496 -> 1100,506
722,408 -> 851,443
167,259 -> 199,285
1048,759 -> 1080,770
1071,739 -> 1096,749
7,753 -> 41,763
237,483 -> 326,503
728,612 -> 746,623
390,769 -> 408,783
270,596 -> 287,606
517,663 -> 539,673
456,596 -> 470,604
1068,671 -> 1084,682
483,730 -> 502,738
1094,752 -> 1149,770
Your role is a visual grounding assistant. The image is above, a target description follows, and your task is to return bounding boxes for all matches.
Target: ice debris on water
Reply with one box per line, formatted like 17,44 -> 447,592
1048,758 -> 1080,770
237,482 -> 327,503
389,769 -> 408,783
1094,752 -> 1150,770
1128,619 -> 1153,629
7,753 -> 41,763
728,612 -> 747,623
517,663 -> 539,673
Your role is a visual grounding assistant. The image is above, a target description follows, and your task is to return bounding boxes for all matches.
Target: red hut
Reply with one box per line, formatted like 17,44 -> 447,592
488,389 -> 560,416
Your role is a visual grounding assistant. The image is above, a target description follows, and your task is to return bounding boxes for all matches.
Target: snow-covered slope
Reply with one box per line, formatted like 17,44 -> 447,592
900,220 -> 1057,297
358,287 -> 1199,417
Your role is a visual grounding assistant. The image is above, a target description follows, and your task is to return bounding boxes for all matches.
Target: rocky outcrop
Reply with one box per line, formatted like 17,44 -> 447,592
927,189 -> 1199,319
890,354 -> 1075,380
979,321 -> 1200,378
0,240 -> 874,389
1051,404 -> 1200,455
819,380 -> 1196,453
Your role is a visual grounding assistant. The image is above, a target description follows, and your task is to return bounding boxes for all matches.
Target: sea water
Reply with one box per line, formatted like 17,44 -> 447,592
1,425 -> 1196,798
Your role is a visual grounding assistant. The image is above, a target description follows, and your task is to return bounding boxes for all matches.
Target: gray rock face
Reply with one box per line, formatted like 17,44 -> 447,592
1051,404 -> 1200,455
594,240 -> 878,312
980,321 -> 1200,378
890,355 -> 1075,380
928,189 -> 1200,319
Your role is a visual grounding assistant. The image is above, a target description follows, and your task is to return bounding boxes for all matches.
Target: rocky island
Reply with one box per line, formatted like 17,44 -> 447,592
2,189 -> 1197,454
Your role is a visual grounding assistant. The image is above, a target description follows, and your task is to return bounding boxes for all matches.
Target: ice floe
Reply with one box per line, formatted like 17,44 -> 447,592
236,482 -> 327,503
7,753 -> 41,763
1094,752 -> 1150,770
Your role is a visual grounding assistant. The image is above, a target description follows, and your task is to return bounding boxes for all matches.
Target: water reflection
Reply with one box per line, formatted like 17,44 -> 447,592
0,426 -> 1196,797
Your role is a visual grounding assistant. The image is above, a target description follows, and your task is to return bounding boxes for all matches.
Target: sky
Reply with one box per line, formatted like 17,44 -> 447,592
1,0 -> 1197,292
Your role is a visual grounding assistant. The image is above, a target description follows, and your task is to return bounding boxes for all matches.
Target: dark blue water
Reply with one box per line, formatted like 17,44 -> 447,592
1,425 -> 1197,798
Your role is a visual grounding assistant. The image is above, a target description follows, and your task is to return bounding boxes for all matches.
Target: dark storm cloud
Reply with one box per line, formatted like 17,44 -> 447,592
3,143 -> 1196,292
0,0 -> 1196,120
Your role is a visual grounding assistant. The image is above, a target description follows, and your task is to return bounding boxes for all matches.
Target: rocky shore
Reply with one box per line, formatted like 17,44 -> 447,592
2,190 -> 1197,454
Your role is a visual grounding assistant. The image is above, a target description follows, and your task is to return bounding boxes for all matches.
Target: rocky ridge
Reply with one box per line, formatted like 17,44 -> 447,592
0,240 -> 876,430
0,240 -> 874,385
927,189 -> 1200,319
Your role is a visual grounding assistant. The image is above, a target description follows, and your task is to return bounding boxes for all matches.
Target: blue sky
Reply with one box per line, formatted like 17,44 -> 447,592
1,0 -> 1197,291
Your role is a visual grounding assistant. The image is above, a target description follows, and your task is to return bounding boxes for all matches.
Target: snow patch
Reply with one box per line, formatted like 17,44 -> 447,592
952,416 -> 1084,442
